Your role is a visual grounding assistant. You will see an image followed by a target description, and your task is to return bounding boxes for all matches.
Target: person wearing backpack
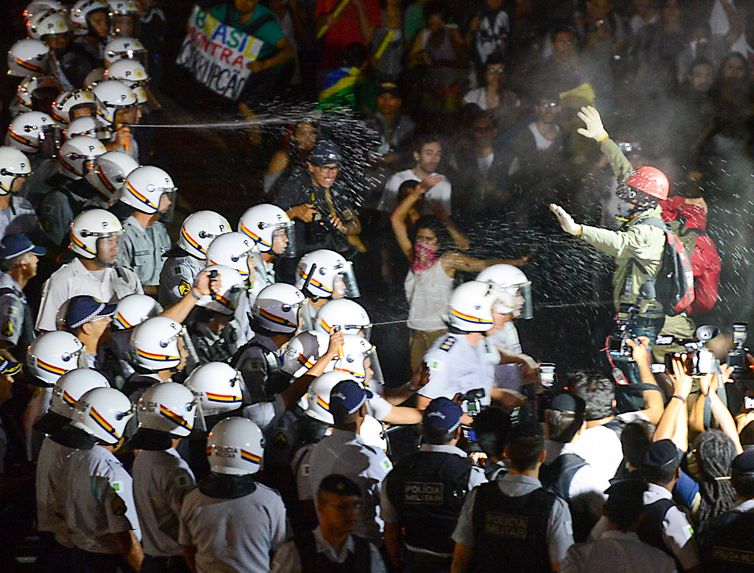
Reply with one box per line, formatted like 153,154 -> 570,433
550,106 -> 670,386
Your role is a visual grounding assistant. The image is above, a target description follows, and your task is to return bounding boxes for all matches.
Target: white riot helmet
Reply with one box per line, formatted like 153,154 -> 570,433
85,150 -> 138,198
106,58 -> 148,86
83,66 -> 105,88
6,111 -> 56,154
196,265 -> 245,315
207,417 -> 264,476
26,331 -> 85,386
15,75 -> 60,113
206,232 -> 255,279
136,382 -> 197,437
184,362 -> 245,416
72,387 -> 134,444
27,9 -> 70,40
305,371 -> 355,424
24,0 -> 66,20
477,264 -> 533,319
50,89 -> 97,124
178,210 -> 231,260
103,36 -> 146,67
70,0 -> 109,34
58,135 -> 106,180
129,316 -> 183,371
296,249 -> 360,299
92,80 -> 137,126
447,280 -> 499,333
315,299 -> 372,338
66,116 -> 111,139
112,294 -> 162,330
252,283 -> 306,334
238,203 -> 293,256
7,39 -> 50,77
49,368 -> 109,420
331,334 -> 380,385
0,146 -> 32,195
120,165 -> 176,214
69,208 -> 123,260
281,330 -> 330,377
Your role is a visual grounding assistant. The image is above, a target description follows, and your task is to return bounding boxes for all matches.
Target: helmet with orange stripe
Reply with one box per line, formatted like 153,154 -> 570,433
57,135 -> 106,181
7,39 -> 50,77
178,211 -> 230,260
305,371 -> 354,424
252,283 -> 305,334
315,299 -> 372,339
119,165 -> 176,215
207,417 -> 264,475
72,386 -> 134,444
238,203 -> 293,256
206,232 -> 256,281
112,294 -> 162,331
134,382 -> 197,437
447,280 -> 500,333
196,264 -> 245,316
128,316 -> 184,371
69,209 -> 123,263
26,331 -> 85,386
84,150 -> 139,199
295,249 -> 360,299
38,368 -> 109,434
281,329 -> 330,377
184,361 -> 246,416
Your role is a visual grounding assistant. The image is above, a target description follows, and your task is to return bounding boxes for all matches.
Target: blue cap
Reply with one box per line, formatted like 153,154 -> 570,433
423,397 -> 462,433
309,139 -> 342,166
330,380 -> 372,422
0,233 -> 46,261
64,295 -> 116,330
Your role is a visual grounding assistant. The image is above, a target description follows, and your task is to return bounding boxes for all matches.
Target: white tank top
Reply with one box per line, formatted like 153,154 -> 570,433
404,258 -> 453,331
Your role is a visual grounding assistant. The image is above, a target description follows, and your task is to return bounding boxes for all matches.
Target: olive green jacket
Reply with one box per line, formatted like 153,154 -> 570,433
579,138 -> 665,312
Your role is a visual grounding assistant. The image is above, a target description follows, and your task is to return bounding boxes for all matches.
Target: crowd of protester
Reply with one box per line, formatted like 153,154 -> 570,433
1,0 -> 754,572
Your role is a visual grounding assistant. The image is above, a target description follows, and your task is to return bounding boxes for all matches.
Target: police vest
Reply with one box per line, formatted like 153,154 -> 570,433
293,529 -> 372,573
636,497 -> 676,557
471,482 -> 555,573
698,510 -> 754,572
385,450 -> 473,555
539,452 -> 594,542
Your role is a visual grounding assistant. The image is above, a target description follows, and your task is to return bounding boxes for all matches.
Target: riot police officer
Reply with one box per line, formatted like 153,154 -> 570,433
382,398 -> 486,572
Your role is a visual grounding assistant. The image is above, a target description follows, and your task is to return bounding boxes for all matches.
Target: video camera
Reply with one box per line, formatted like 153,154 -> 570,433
728,322 -> 753,386
458,388 -> 486,418
664,325 -> 721,377
608,305 -> 640,362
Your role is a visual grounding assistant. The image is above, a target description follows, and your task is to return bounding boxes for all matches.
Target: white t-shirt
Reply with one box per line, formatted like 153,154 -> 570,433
377,169 -> 452,214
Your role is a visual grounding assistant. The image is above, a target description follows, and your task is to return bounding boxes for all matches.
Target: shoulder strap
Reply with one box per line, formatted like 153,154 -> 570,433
0,287 -> 17,298
636,217 -> 667,231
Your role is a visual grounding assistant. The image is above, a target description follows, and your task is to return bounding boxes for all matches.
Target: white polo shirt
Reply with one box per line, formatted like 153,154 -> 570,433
36,257 -> 143,331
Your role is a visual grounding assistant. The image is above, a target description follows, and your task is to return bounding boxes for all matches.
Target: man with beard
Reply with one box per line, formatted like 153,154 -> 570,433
377,134 -> 452,215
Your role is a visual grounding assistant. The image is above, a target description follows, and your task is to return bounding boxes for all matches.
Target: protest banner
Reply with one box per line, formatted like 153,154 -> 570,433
176,5 -> 265,100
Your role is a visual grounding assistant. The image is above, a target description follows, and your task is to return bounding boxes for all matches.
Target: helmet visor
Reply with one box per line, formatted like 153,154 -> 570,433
333,261 -> 360,299
275,221 -> 297,258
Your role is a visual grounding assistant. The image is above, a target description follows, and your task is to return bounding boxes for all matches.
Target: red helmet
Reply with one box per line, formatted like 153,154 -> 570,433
625,166 -> 669,201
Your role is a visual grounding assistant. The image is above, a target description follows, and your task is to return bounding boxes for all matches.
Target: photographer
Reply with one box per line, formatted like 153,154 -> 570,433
276,139 -> 362,280
550,105 -> 668,386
